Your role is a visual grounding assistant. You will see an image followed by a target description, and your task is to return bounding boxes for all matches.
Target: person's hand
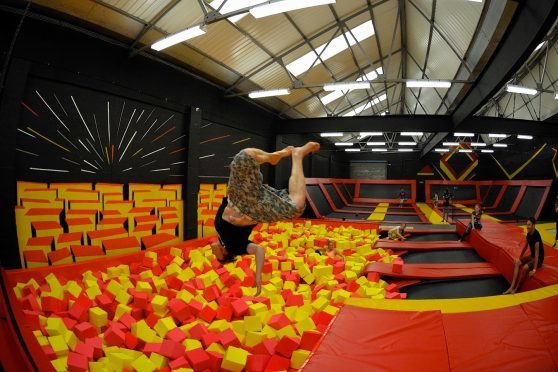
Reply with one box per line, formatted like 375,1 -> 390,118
254,276 -> 262,297
529,270 -> 536,277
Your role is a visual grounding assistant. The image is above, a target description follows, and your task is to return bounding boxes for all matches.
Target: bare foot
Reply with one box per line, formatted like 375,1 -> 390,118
292,142 -> 320,158
502,289 -> 511,295
269,146 -> 294,165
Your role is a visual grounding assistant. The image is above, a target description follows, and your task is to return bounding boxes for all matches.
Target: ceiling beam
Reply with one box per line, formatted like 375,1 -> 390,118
452,0 -> 558,127
274,115 -> 558,136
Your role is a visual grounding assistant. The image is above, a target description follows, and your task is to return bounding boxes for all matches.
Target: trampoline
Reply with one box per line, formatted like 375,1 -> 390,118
401,277 -> 509,299
386,207 -> 416,213
405,233 -> 461,241
359,183 -> 411,199
491,185 -> 521,212
482,184 -> 502,207
515,186 -> 547,218
401,249 -> 484,264
430,184 -> 477,201
383,214 -> 421,222
323,184 -> 373,211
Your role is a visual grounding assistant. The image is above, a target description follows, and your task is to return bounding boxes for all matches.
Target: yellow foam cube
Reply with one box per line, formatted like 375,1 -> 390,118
280,261 -> 292,271
291,349 -> 311,369
45,317 -> 67,336
132,320 -> 158,343
135,281 -> 153,295
222,346 -> 248,372
206,342 -> 226,355
276,325 -> 297,339
88,307 -> 108,329
64,331 -> 78,351
131,354 -> 157,372
323,305 -> 340,316
149,353 -> 168,369
244,315 -> 262,332
332,289 -> 351,303
115,290 -> 132,305
114,304 -> 131,320
311,296 -> 329,312
154,317 -> 177,338
183,339 -> 202,351
302,274 -> 315,285
248,302 -> 267,316
48,335 -> 68,356
313,265 -> 333,278
51,357 -> 68,372
151,295 -> 168,313
295,317 -> 316,335
343,271 -> 357,281
106,280 -> 123,296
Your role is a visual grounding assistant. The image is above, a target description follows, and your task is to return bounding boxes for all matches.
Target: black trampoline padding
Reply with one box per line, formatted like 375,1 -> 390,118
383,214 -> 421,222
479,185 -> 490,201
401,249 -> 484,264
335,183 -> 353,203
306,184 -> 333,216
326,212 -> 369,220
323,184 -> 372,211
405,233 -> 460,241
430,184 -> 477,200
400,277 -> 509,299
493,185 -> 520,212
359,184 -> 411,199
482,184 -> 502,207
346,183 -> 356,199
515,186 -> 546,218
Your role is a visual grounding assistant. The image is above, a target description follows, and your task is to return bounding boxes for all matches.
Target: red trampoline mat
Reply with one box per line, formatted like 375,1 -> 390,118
302,306 -> 450,372
521,295 -> 558,368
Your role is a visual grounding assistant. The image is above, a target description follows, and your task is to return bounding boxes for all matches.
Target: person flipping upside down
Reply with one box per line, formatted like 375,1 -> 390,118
211,142 -> 320,296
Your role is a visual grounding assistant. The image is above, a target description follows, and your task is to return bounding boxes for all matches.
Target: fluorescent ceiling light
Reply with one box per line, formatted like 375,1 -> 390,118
366,142 -> 386,146
345,148 -> 360,152
286,20 -> 374,76
493,143 -> 507,147
481,149 -> 494,153
250,0 -> 335,18
398,148 -> 413,152
335,142 -> 354,146
488,133 -> 507,138
380,111 -> 387,116
372,148 -> 387,152
398,142 -> 416,146
360,132 -> 382,137
401,132 -> 423,136
320,132 -> 343,137
534,41 -> 546,52
323,81 -> 370,91
443,142 -> 459,146
321,67 -> 382,106
555,93 -> 558,100
343,111 -> 356,117
454,132 -> 474,137
470,142 -> 486,147
459,149 -> 473,153
248,88 -> 290,98
406,80 -> 451,88
152,26 -> 206,51
506,85 -> 537,95
209,0 -> 268,23
435,148 -> 450,153
517,135 -> 533,140
467,0 -> 483,2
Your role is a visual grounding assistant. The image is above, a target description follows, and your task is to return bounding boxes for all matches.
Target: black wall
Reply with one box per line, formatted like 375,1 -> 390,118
0,7 -> 275,268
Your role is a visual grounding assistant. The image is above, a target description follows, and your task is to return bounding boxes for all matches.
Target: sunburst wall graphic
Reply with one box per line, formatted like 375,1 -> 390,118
16,78 -> 187,183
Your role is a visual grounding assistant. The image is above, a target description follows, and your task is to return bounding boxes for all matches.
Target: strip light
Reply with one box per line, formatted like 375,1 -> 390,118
493,143 -> 508,147
209,0 -> 268,23
372,148 -> 387,152
506,85 -> 537,95
470,142 -> 486,147
345,148 -> 360,152
443,142 -> 459,146
248,88 -> 290,98
454,132 -> 474,137
488,133 -> 507,138
359,132 -> 383,137
323,81 -> 370,91
250,0 -> 336,18
398,148 -> 413,152
517,135 -> 533,140
406,80 -> 451,88
320,67 -> 382,105
398,142 -> 416,146
287,20 -> 374,76
320,132 -> 343,137
366,142 -> 386,146
335,142 -> 354,146
435,148 -> 450,153
152,26 -> 206,51
401,132 -> 423,136
459,149 -> 473,153
481,149 -> 494,153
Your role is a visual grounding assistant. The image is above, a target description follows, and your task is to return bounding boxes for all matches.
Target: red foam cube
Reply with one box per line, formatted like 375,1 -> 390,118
185,348 -> 211,371
166,327 -> 187,343
168,356 -> 190,370
160,340 -> 185,360
201,332 -> 220,348
216,305 -> 233,322
103,326 -> 125,347
300,331 -> 322,351
275,336 -> 300,358
253,339 -> 278,356
198,305 -> 217,323
168,299 -> 191,323
231,299 -> 249,317
85,337 -> 103,359
67,351 -> 88,372
74,322 -> 97,341
189,323 -> 208,340
392,258 -> 403,274
207,350 -> 224,372
265,355 -> 290,371
218,328 -> 240,348
246,354 -> 272,372
75,342 -> 95,360
125,332 -> 139,350
367,272 -> 380,282
267,313 -> 291,330
68,303 -> 89,323
132,292 -> 148,309
285,294 -> 304,307
203,285 -> 221,302
187,299 -> 203,316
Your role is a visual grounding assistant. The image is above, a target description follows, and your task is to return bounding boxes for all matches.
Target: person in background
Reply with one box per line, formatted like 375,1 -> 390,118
433,192 -> 439,209
459,203 -> 482,242
399,188 -> 406,208
503,217 -> 545,294
442,188 -> 453,222
316,240 -> 344,260
211,141 -> 320,296
388,223 -> 407,241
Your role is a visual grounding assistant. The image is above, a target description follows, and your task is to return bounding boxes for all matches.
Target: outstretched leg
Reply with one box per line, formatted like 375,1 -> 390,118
503,260 -> 521,294
288,142 -> 320,211
243,146 -> 293,165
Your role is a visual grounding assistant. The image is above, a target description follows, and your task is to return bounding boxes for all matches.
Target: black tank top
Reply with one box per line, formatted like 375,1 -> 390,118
214,197 -> 257,256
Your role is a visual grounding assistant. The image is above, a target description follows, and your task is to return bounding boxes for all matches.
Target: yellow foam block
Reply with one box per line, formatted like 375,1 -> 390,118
276,325 -> 297,339
208,319 -> 231,333
183,338 -> 203,351
243,315 -> 262,332
323,305 -> 340,316
131,354 -> 157,372
222,346 -> 248,372
106,280 -> 123,296
312,296 -> 329,312
89,307 -> 108,329
249,302 -> 268,316
114,304 -> 131,320
132,320 -> 158,343
154,317 -> 177,338
48,335 -> 68,357
313,265 -> 333,278
291,349 -> 311,369
151,295 -> 168,313
115,290 -> 132,305
303,274 -> 315,285
46,317 -> 67,336
295,317 -> 316,335
86,286 -> 102,300
135,281 -> 153,295
206,342 -> 226,355
343,271 -> 357,281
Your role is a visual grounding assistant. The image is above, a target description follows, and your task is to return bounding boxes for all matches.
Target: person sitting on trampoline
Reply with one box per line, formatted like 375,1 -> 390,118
441,188 -> 453,222
503,217 -> 545,294
211,142 -> 320,296
459,203 -> 482,242
399,188 -> 406,208
387,223 -> 407,241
